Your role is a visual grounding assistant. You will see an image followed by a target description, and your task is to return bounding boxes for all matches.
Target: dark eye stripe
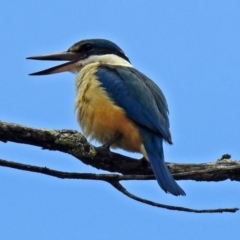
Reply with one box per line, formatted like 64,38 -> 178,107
82,44 -> 93,51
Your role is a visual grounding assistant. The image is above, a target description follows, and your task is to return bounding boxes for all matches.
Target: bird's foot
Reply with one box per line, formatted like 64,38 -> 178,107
140,157 -> 150,168
99,133 -> 122,151
96,133 -> 122,159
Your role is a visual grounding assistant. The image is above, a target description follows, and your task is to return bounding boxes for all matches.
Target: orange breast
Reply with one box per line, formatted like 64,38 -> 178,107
75,63 -> 142,153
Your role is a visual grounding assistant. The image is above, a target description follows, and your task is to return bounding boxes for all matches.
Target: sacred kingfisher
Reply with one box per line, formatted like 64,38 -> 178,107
27,38 -> 185,196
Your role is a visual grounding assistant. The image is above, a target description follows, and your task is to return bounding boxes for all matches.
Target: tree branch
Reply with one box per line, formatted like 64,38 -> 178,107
1,120 -> 240,181
0,157 -> 238,213
110,181 -> 238,213
0,120 -> 240,213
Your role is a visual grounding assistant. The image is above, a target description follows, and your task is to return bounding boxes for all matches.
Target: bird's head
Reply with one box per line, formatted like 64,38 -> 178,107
27,39 -> 131,75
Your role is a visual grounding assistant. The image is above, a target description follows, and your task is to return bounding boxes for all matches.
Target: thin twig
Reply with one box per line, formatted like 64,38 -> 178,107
0,158 -> 238,213
0,158 -> 152,180
109,181 -> 238,213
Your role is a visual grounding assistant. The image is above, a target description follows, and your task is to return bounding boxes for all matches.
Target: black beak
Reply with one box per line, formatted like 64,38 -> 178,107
27,51 -> 85,75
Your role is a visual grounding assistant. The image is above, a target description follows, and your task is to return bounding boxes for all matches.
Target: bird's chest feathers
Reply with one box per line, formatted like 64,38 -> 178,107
75,64 -> 123,140
74,64 -> 142,152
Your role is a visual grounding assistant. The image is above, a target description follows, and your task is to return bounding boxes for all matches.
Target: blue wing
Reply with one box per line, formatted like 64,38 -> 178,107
96,65 -> 172,143
96,65 -> 185,196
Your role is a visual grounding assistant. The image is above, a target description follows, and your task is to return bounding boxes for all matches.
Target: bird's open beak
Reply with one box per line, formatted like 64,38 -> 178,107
27,51 -> 85,75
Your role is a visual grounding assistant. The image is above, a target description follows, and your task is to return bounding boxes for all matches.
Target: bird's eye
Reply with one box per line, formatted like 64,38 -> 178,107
82,44 -> 93,52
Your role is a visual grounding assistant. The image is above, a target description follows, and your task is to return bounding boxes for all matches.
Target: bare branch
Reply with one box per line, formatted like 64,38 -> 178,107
110,181 -> 238,213
1,120 -> 240,182
0,158 -> 238,213
0,158 -> 152,181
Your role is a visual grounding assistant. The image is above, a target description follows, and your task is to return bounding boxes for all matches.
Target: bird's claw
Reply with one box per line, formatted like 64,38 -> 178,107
140,157 -> 150,167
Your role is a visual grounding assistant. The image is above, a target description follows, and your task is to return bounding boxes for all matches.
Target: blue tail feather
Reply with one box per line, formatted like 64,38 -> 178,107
143,134 -> 186,196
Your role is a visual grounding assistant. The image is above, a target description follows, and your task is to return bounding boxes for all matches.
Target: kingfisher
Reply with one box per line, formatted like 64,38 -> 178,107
27,38 -> 185,196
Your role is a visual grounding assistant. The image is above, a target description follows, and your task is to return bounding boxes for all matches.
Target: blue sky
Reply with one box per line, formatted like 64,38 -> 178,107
0,1 -> 240,239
